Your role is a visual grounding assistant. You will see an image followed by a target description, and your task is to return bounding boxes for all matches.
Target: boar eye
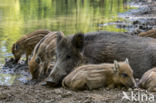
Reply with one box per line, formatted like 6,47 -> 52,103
66,55 -> 71,59
121,73 -> 128,78
35,58 -> 40,64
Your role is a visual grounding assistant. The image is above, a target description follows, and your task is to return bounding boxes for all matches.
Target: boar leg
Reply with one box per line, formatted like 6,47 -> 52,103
44,62 -> 49,75
116,85 -> 124,89
71,80 -> 86,90
25,52 -> 29,64
107,84 -> 115,89
45,61 -> 52,76
14,57 -> 20,64
87,82 -> 102,90
41,62 -> 48,78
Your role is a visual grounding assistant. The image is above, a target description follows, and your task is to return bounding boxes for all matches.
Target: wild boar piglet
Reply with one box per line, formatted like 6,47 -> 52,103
138,67 -> 156,92
139,29 -> 156,38
29,31 -> 64,80
62,58 -> 136,90
12,29 -> 51,64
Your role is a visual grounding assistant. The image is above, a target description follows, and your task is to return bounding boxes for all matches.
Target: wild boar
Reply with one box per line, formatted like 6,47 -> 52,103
28,31 -> 64,80
46,31 -> 156,86
138,67 -> 156,92
12,29 -> 51,64
139,29 -> 156,38
62,59 -> 136,90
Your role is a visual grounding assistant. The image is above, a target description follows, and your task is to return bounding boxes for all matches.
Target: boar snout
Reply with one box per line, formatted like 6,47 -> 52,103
46,66 -> 67,87
31,68 -> 40,80
129,83 -> 136,89
46,77 -> 59,87
126,78 -> 137,89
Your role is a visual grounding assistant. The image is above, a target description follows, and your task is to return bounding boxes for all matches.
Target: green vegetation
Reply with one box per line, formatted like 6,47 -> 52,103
0,0 -> 132,63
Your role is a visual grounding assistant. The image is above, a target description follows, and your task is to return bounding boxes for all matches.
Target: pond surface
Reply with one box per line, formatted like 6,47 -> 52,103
0,0 -> 133,64
0,0 -> 133,85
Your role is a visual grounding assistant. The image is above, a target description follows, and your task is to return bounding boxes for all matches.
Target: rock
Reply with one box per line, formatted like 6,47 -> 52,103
3,58 -> 15,68
54,89 -> 63,94
62,91 -> 72,98
128,88 -> 132,91
55,95 -> 62,101
133,88 -> 139,91
133,20 -> 140,25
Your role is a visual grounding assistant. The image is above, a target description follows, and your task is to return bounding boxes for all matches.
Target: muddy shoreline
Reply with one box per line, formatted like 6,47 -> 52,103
0,0 -> 156,103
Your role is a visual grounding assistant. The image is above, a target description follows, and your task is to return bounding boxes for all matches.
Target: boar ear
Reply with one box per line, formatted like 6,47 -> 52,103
56,31 -> 68,48
72,33 -> 84,51
58,31 -> 64,36
125,58 -> 129,64
56,31 -> 64,44
113,60 -> 119,72
35,57 -> 41,64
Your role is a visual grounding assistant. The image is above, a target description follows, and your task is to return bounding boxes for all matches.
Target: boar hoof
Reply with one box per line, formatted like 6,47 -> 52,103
45,78 -> 59,87
26,79 -> 38,85
40,81 -> 47,86
10,58 -> 15,62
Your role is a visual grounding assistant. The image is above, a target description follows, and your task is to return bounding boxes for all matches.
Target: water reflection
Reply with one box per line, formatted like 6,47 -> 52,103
0,74 -> 16,85
0,0 -> 131,63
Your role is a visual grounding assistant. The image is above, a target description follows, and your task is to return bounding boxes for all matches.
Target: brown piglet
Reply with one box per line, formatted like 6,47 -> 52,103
138,67 -> 156,92
29,31 -> 64,81
139,29 -> 156,38
12,29 -> 51,64
62,58 -> 136,90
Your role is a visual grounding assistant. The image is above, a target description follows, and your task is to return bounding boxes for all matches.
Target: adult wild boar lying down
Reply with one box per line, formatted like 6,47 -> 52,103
62,59 -> 136,90
46,31 -> 156,86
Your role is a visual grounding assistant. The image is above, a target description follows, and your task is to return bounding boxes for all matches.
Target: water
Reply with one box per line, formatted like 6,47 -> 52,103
0,0 -> 133,85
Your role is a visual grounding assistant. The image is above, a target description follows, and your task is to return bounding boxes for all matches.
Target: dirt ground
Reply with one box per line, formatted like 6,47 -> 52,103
0,0 -> 156,103
0,84 -> 153,103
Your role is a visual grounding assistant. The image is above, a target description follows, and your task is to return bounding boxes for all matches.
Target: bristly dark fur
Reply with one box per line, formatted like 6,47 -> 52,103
83,31 -> 156,78
49,30 -> 156,86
